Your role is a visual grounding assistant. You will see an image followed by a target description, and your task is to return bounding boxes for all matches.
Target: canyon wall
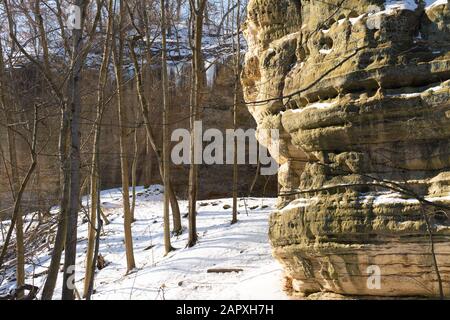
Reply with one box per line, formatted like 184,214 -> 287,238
0,60 -> 276,218
242,0 -> 450,297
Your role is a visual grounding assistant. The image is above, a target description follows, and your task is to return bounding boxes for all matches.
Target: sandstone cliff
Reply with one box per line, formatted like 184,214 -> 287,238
242,0 -> 450,297
0,58 -> 276,218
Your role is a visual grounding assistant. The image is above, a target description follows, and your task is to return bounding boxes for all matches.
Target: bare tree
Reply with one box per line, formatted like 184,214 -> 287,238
231,0 -> 241,225
187,0 -> 207,248
112,0 -> 136,273
84,0 -> 114,298
161,0 -> 175,255
40,0 -> 103,300
62,0 -> 85,300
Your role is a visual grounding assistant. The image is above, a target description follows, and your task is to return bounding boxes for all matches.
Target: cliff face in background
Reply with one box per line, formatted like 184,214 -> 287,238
0,59 -> 277,217
242,0 -> 450,297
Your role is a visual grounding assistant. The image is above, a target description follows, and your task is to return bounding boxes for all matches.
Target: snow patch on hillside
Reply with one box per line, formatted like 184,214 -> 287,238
0,187 -> 287,300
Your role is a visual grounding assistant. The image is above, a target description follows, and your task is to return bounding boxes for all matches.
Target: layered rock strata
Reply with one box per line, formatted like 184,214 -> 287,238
242,0 -> 450,297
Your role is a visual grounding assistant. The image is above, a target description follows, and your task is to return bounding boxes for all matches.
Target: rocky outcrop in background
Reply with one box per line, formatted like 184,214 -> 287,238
242,0 -> 450,297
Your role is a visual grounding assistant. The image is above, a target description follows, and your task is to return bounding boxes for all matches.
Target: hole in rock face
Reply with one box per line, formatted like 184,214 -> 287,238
325,18 -> 336,28
286,100 -> 299,110
304,87 -> 340,103
337,13 -> 346,21
298,97 -> 309,108
342,79 -> 380,95
319,17 -> 336,30
358,55 -> 376,69
367,89 -> 378,98
263,49 -> 277,67
348,10 -> 359,19
433,211 -> 449,223
319,37 -> 334,51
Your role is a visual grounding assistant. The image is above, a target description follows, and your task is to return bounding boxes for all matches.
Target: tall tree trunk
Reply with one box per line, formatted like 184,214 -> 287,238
187,0 -> 207,248
41,101 -> 70,300
161,0 -> 175,255
84,127 -> 100,298
34,0 -> 69,299
9,118 -> 24,298
231,0 -> 241,225
83,0 -> 113,298
62,0 -> 83,300
113,0 -> 136,273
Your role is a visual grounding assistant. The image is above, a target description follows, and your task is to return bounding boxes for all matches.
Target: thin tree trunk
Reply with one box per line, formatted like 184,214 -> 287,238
249,160 -> 261,197
421,206 -> 444,299
187,0 -> 207,248
113,0 -> 136,273
161,0 -> 175,255
41,104 -> 70,300
85,185 -> 102,300
62,0 -> 83,300
10,124 -> 24,298
83,0 -> 113,297
187,26 -> 198,247
231,0 -> 241,225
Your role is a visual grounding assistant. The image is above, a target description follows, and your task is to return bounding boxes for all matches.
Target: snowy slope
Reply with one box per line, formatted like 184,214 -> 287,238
0,186 -> 288,300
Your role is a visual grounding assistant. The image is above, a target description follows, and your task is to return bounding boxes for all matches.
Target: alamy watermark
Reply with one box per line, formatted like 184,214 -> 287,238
171,121 -> 279,176
367,265 -> 382,290
66,265 -> 76,290
64,4 -> 81,30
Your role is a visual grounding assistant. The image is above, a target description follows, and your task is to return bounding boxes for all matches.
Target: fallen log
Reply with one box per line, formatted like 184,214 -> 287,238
207,268 -> 243,274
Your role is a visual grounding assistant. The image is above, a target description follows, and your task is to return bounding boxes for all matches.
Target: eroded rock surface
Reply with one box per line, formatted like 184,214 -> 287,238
242,0 -> 450,297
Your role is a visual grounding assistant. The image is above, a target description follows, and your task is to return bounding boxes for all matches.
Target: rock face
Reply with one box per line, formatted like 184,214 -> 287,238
0,59 -> 277,218
242,0 -> 450,297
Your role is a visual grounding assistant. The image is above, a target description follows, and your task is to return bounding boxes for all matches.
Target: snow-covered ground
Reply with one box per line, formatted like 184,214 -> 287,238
0,186 -> 288,300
